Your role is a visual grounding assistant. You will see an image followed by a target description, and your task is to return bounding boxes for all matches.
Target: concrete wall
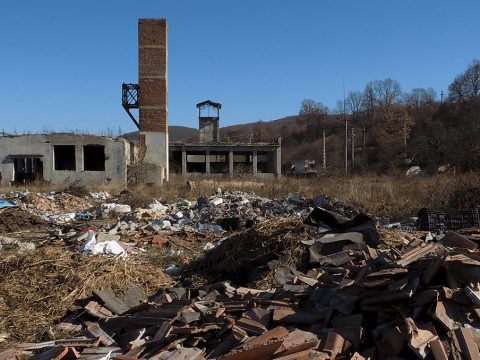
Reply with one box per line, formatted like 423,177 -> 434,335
199,117 -> 220,143
0,134 -> 129,186
141,131 -> 169,183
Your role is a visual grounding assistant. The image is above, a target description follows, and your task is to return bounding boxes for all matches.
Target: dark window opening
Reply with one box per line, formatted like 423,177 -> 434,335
13,157 -> 43,184
210,152 -> 229,174
186,152 -> 206,173
83,145 -> 105,171
169,151 -> 182,174
54,145 -> 76,171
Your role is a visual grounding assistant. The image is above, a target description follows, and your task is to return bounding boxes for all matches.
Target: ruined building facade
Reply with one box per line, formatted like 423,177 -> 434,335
0,19 -> 282,186
0,134 -> 129,186
169,101 -> 282,178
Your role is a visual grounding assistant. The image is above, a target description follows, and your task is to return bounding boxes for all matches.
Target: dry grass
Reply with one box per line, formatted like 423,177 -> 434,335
0,247 -> 173,350
2,173 -> 480,221
133,173 -> 480,221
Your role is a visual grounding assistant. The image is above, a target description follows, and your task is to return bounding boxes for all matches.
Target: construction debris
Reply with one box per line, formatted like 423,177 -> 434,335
2,189 -> 480,359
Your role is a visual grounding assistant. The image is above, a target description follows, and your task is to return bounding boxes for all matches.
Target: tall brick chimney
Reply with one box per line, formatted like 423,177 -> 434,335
138,19 -> 169,184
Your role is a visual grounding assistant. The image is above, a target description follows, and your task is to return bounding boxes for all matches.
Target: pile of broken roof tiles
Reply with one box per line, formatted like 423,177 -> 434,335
5,229 -> 480,358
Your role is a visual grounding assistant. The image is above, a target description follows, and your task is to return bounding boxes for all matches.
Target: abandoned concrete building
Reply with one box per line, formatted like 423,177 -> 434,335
0,134 -> 129,186
169,100 -> 282,178
0,19 -> 281,186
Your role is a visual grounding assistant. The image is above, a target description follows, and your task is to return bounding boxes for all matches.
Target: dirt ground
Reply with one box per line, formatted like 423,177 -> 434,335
0,207 -> 50,235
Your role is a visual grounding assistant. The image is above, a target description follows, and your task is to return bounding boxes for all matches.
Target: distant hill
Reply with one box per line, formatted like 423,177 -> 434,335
170,126 -> 198,142
221,115 -> 298,137
122,125 -> 198,143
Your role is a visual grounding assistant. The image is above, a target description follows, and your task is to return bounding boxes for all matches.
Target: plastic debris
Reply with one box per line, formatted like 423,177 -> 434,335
0,200 -> 16,209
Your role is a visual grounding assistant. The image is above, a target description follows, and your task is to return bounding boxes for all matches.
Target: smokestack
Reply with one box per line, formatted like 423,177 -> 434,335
138,18 -> 169,184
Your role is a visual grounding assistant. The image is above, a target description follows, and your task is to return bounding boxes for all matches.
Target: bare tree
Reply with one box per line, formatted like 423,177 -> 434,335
404,87 -> 437,107
448,60 -> 480,102
297,99 -> 329,126
335,99 -> 345,115
345,91 -> 364,118
363,82 -> 376,113
373,79 -> 402,106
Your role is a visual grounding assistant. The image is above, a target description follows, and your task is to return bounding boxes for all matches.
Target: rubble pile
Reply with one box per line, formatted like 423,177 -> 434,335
3,211 -> 480,359
107,191 -> 357,239
3,188 -> 480,359
20,192 -> 92,216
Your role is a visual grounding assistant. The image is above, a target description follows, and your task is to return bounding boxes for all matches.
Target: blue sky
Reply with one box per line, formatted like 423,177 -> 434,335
0,0 -> 479,133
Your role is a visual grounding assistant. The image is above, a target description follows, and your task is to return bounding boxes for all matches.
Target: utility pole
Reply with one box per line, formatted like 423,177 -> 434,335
350,128 -> 355,171
322,130 -> 326,174
343,83 -> 348,174
362,126 -> 367,171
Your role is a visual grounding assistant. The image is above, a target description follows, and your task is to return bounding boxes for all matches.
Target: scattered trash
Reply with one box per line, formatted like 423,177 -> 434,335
406,165 -> 423,177
89,191 -> 111,200
100,203 -> 132,217
210,197 -> 223,206
165,264 -> 182,277
80,230 -> 127,257
148,200 -> 168,212
0,200 -> 15,209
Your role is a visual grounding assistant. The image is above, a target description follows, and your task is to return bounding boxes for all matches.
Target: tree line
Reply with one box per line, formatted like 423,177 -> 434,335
293,59 -> 480,173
